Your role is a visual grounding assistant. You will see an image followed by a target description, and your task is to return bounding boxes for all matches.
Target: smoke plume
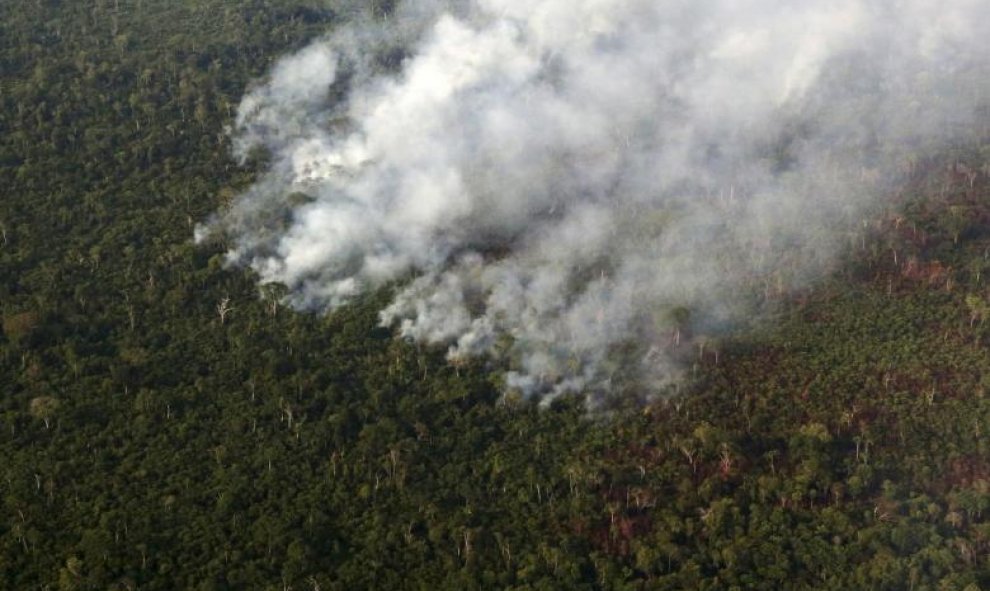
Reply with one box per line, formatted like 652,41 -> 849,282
200,0 -> 990,402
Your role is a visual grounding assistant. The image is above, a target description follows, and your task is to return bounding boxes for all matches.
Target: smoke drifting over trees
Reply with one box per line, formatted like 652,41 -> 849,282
201,0 -> 990,401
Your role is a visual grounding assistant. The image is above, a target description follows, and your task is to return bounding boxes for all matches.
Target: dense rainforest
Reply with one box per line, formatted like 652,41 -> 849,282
2,1 -> 990,589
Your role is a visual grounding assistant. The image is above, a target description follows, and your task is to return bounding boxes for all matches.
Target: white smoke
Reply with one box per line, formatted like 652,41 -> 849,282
201,0 -> 990,402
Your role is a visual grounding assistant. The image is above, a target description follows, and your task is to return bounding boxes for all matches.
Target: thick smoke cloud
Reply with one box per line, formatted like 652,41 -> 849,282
201,0 -> 990,402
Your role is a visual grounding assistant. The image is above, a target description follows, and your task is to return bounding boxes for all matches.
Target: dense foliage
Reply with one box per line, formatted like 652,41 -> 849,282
2,1 -> 990,589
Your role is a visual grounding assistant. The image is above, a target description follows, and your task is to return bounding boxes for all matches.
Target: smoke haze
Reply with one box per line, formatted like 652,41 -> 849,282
200,0 -> 990,402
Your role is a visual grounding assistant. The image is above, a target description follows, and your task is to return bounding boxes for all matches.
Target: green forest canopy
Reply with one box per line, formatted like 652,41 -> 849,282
1,1 -> 990,589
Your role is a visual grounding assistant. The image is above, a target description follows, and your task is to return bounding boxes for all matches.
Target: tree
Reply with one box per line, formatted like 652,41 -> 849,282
217,296 -> 233,325
29,396 -> 59,429
2,311 -> 39,346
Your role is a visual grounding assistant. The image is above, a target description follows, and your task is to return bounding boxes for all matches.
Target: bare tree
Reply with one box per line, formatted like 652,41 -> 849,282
261,284 -> 287,319
216,296 -> 233,325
